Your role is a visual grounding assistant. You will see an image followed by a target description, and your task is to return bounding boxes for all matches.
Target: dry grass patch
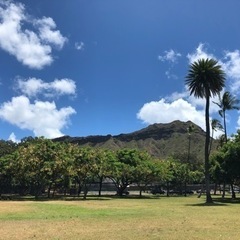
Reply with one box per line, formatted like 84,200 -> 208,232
0,196 -> 240,240
0,201 -> 34,215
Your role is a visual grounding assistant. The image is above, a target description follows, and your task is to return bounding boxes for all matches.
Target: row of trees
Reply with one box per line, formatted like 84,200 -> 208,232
1,58 -> 240,203
211,130 -> 240,199
0,129 -> 240,201
0,137 -> 204,199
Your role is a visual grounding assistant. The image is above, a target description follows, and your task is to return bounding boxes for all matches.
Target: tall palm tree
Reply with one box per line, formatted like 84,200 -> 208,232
185,58 -> 225,203
213,91 -> 240,142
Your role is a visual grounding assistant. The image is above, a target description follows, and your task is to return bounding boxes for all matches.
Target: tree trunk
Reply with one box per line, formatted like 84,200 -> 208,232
197,183 -> 204,198
77,183 -> 82,197
47,183 -> 52,198
184,181 -> 187,197
83,183 -> 88,200
213,182 -> 217,195
98,176 -> 103,197
222,181 -> 226,198
166,182 -> 170,197
230,183 -> 236,199
205,97 -> 213,203
223,111 -> 227,142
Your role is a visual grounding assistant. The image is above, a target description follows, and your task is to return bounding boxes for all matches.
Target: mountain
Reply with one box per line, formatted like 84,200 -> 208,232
54,120 -> 217,161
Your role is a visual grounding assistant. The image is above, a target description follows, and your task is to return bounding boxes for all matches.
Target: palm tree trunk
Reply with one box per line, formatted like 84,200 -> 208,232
223,111 -> 227,142
209,128 -> 214,155
205,97 -> 213,203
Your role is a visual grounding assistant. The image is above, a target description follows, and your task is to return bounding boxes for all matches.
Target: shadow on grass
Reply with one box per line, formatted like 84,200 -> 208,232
186,202 -> 228,207
186,196 -> 240,207
1,193 -> 163,202
212,197 -> 240,205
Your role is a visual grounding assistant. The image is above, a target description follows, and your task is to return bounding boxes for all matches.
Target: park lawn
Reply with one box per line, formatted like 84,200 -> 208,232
0,195 -> 240,240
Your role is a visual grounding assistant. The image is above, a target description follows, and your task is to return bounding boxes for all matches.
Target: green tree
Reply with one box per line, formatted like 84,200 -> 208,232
71,147 -> 97,199
133,153 -> 163,197
185,58 -> 225,203
110,149 -> 148,196
94,148 -> 116,196
7,138 -> 71,198
213,91 -> 240,142
0,140 -> 17,156
211,132 -> 240,199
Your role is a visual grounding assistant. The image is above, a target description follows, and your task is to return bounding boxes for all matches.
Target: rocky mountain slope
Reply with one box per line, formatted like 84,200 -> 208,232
54,120 -> 216,161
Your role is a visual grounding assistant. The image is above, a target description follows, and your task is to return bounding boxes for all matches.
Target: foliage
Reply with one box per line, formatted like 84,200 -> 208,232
185,58 -> 225,203
213,91 -> 240,142
211,130 -> 240,198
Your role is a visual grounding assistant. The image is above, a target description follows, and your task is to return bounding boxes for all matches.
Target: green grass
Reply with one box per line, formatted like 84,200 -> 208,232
0,195 -> 240,240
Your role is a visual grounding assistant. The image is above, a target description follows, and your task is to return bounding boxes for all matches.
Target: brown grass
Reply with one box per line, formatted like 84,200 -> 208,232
0,196 -> 240,240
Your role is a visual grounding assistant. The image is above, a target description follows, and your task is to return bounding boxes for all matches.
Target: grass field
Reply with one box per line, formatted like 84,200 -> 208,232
0,195 -> 240,240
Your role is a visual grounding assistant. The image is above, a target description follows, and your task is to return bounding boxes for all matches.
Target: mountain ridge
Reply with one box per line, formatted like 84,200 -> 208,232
54,120 -> 213,161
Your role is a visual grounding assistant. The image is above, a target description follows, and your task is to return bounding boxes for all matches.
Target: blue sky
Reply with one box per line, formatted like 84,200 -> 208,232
0,0 -> 240,142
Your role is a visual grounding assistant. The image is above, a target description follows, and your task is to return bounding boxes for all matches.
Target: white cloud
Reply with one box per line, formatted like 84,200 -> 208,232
8,132 -> 20,143
50,79 -> 76,95
187,43 -> 215,64
158,49 -> 181,63
137,91 -> 224,138
137,98 -> 206,130
16,77 -> 76,97
221,50 -> 240,93
75,41 -> 85,51
34,17 -> 66,49
0,96 -> 76,138
166,89 -> 220,115
0,1 -> 67,69
165,91 -> 189,102
158,49 -> 181,79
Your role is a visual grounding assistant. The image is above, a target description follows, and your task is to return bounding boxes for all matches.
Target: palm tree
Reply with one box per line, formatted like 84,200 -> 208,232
209,119 -> 223,154
185,58 -> 225,203
213,91 -> 240,142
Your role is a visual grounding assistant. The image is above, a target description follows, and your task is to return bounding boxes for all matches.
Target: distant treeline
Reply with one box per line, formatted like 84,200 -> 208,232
0,133 -> 240,199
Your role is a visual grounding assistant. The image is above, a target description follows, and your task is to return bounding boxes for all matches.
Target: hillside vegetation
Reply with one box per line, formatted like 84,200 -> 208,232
55,120 -> 217,161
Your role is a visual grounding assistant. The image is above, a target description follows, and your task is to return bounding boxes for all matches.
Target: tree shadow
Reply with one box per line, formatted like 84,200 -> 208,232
1,193 -> 164,202
212,197 -> 240,204
186,202 -> 227,207
186,197 -> 240,207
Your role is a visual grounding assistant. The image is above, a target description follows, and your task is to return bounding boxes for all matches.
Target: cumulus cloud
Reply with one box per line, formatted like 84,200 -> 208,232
158,49 -> 181,63
16,77 -> 76,98
221,50 -> 240,93
137,91 -> 223,137
0,1 -> 67,69
137,98 -> 206,130
0,96 -> 76,138
75,41 -> 85,51
34,17 -> 66,49
187,43 -> 215,64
